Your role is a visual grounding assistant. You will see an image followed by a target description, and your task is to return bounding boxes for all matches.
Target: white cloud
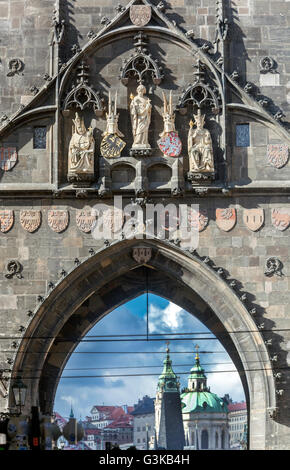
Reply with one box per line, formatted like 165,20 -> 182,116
206,362 -> 245,402
149,302 -> 186,333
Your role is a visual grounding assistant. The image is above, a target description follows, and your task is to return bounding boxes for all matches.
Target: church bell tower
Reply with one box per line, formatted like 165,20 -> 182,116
154,343 -> 185,450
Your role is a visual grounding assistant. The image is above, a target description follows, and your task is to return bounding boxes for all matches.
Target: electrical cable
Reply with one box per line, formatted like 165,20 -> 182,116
1,365 -> 289,380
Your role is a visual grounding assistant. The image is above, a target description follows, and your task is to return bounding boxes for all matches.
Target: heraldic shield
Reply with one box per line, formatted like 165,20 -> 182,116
132,247 -> 152,264
157,131 -> 182,158
243,209 -> 264,231
216,208 -> 236,232
0,148 -> 18,171
271,208 -> 290,231
0,210 -> 14,233
100,134 -> 126,159
130,5 -> 152,26
48,210 -> 69,233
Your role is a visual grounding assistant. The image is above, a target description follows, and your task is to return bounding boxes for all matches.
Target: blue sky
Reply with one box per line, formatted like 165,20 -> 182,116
54,294 -> 245,420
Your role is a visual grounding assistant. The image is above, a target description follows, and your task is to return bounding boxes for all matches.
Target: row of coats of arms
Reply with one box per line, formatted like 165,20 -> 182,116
0,208 -> 290,234
68,85 -> 215,178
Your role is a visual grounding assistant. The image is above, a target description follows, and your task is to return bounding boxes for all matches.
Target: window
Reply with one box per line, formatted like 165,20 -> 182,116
201,430 -> 209,450
236,123 -> 250,147
33,126 -> 47,149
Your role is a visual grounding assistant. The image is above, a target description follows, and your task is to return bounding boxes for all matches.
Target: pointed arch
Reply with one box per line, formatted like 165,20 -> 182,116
10,238 -> 275,449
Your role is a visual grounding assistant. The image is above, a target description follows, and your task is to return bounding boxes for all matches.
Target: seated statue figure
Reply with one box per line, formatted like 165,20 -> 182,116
188,109 -> 214,173
68,112 -> 95,183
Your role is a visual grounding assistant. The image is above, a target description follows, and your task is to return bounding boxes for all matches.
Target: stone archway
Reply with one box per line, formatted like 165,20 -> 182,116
11,238 -> 276,450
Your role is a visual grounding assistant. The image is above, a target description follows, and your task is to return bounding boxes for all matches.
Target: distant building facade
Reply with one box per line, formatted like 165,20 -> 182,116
181,350 -> 229,450
101,414 -> 133,449
228,402 -> 248,449
131,395 -> 155,450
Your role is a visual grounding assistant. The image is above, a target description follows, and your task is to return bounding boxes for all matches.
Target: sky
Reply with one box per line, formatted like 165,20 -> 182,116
54,294 -> 245,420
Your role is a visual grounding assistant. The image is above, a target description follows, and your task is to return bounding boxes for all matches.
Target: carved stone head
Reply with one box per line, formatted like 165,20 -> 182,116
73,112 -> 86,135
193,108 -> 205,129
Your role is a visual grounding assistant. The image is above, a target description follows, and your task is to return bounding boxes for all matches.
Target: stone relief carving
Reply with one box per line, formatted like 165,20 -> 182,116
48,210 -> 69,233
271,208 -> 290,231
7,59 -> 24,77
130,5 -> 152,26
130,84 -> 152,156
67,112 -> 95,185
20,210 -> 42,233
260,57 -> 277,74
158,91 -> 182,158
0,210 -> 14,233
187,109 -> 215,179
5,260 -> 23,279
264,258 -> 283,277
243,209 -> 264,232
216,208 -> 236,232
100,91 -> 126,158
267,144 -> 289,169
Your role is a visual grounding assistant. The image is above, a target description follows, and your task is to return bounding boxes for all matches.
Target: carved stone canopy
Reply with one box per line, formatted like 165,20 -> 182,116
177,59 -> 220,114
63,60 -> 104,115
119,32 -> 164,85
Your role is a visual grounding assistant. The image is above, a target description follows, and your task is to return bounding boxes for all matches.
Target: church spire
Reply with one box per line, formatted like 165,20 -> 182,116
157,342 -> 180,392
188,344 -> 208,392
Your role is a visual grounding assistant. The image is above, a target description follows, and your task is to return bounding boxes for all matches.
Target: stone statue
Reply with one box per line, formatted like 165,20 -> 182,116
188,109 -> 214,173
158,91 -> 182,157
68,112 -> 95,185
130,84 -> 152,155
100,90 -> 126,158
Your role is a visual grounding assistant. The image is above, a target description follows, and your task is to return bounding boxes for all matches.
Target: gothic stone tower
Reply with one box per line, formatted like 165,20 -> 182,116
1,0 -> 290,450
154,345 -> 185,450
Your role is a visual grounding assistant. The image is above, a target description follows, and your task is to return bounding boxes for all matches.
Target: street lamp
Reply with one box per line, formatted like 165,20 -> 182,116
11,377 -> 27,415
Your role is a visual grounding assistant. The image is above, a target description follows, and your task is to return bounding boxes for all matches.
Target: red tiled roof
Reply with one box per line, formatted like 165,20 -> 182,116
92,406 -> 134,421
103,414 -> 133,430
85,429 -> 101,436
228,402 -> 247,412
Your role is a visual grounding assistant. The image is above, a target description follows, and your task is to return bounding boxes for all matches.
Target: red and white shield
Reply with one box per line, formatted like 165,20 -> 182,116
20,210 -> 41,233
271,208 -> 290,231
132,247 -> 152,264
0,148 -> 18,171
76,210 -> 96,233
158,131 -> 182,157
130,5 -> 151,26
188,208 -> 208,232
243,209 -> 264,231
267,144 -> 289,169
216,208 -> 236,232
48,210 -> 69,233
0,210 -> 14,233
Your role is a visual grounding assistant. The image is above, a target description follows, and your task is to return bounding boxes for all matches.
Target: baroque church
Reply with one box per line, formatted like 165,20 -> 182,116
1,0 -> 290,450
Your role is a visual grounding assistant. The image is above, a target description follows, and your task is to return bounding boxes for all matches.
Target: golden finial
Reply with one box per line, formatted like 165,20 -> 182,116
166,340 -> 170,353
130,93 -> 135,100
194,344 -> 200,361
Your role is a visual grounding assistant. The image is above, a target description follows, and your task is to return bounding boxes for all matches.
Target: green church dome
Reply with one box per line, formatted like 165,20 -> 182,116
181,391 -> 228,414
180,345 -> 228,414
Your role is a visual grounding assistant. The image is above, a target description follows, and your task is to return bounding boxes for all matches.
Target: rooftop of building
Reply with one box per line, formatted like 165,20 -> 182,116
228,402 -> 247,412
131,395 -> 155,416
